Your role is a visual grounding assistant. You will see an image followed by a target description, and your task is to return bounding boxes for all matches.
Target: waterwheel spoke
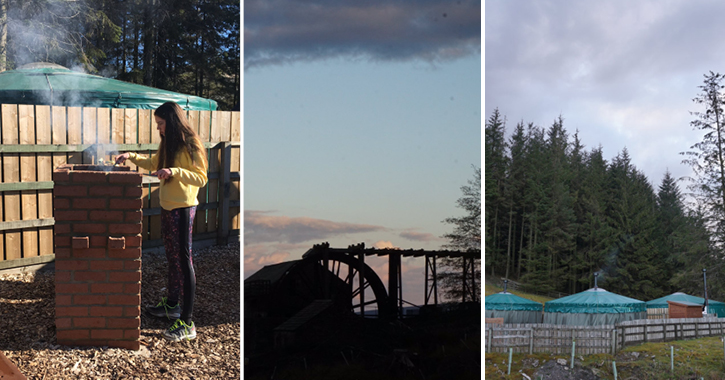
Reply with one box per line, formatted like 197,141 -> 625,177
351,280 -> 370,298
352,299 -> 379,308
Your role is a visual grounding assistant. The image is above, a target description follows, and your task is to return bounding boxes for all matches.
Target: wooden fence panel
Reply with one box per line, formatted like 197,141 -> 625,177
0,105 -> 239,267
37,105 -> 53,257
3,104 -> 20,260
19,105 -> 37,259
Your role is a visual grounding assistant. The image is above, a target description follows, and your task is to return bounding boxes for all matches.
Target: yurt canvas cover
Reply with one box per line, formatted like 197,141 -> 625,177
485,291 -> 543,324
0,63 -> 218,110
543,288 -> 646,326
645,292 -> 725,317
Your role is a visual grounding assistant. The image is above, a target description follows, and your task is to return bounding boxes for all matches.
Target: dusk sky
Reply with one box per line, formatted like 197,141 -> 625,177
487,0 -> 725,198
243,0 -> 481,306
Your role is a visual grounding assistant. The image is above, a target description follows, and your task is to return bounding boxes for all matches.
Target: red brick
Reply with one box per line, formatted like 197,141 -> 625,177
56,317 -> 72,329
124,306 -> 141,317
56,283 -> 89,294
57,329 -> 89,340
74,198 -> 107,209
124,235 -> 142,248
54,224 -> 71,234
55,210 -> 88,221
54,248 -> 72,259
73,248 -> 107,259
124,260 -> 142,271
53,198 -> 71,209
74,223 -> 107,234
56,306 -> 89,317
74,317 -> 106,328
109,247 -> 141,259
108,236 -> 125,249
56,295 -> 72,306
54,270 -> 71,282
74,295 -> 107,305
72,236 -> 89,249
55,260 -> 88,271
90,210 -> 124,222
108,294 -> 140,306
109,271 -> 142,283
109,223 -> 142,234
55,236 -> 71,248
108,317 -> 140,329
91,329 -> 124,340
110,198 -> 143,210
125,210 -> 143,222
124,283 -> 141,294
52,170 -> 70,182
74,271 -> 107,282
125,187 -> 143,198
90,306 -> 123,317
54,185 -> 88,197
89,185 -> 123,197
90,236 -> 106,247
72,171 -> 108,183
123,329 -> 141,339
90,260 -> 124,271
91,283 -> 124,294
109,173 -> 142,185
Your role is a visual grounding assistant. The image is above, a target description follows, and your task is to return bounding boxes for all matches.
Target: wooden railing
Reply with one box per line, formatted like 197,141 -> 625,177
485,317 -> 725,355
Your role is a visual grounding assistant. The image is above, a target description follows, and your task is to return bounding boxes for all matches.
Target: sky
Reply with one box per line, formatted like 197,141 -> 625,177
243,0 -> 481,306
486,0 -> 725,194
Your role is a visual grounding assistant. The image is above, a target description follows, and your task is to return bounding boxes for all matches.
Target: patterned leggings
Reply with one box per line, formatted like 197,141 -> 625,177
161,206 -> 196,323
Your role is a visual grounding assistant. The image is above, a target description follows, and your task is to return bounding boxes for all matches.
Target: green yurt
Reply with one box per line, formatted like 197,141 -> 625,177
485,291 -> 543,324
543,288 -> 646,326
0,62 -> 218,110
645,292 -> 725,317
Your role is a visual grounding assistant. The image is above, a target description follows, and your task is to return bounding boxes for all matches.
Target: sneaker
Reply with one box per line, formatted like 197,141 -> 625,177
163,319 -> 197,342
146,297 -> 181,320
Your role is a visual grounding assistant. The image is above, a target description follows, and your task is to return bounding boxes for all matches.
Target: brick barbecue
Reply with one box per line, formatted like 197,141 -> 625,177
52,164 -> 144,350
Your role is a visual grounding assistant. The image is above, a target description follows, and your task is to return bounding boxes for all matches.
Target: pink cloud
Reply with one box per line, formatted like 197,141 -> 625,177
245,210 -> 386,244
243,242 -> 308,278
400,230 -> 440,242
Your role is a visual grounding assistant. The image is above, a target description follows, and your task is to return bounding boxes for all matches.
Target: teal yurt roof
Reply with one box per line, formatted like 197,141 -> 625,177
485,291 -> 543,311
645,292 -> 725,316
545,288 -> 646,314
0,62 -> 218,110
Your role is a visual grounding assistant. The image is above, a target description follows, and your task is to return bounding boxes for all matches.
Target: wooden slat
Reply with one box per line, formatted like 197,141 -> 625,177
207,146 -> 220,233
220,111 -> 232,142
198,111 -> 210,143
231,111 -> 240,143
66,107 -> 82,164
82,107 -> 97,164
36,105 -> 53,257
210,111 -> 222,142
3,104 -> 20,260
19,104 -> 38,258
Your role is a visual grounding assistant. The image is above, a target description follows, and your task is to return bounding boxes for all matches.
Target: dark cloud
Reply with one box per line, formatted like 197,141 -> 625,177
244,210 -> 386,244
244,0 -> 481,69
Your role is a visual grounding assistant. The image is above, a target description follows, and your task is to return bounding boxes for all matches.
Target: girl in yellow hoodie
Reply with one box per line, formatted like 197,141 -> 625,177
116,101 -> 208,342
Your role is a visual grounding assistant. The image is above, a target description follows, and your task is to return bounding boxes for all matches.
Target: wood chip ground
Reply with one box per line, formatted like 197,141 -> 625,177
0,242 -> 241,379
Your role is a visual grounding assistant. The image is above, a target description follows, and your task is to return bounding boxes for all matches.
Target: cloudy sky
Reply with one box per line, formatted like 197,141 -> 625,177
486,0 -> 725,192
244,0 -> 481,306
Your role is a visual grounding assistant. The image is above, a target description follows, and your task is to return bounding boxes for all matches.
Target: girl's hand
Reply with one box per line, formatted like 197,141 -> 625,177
115,153 -> 131,165
151,168 -> 173,180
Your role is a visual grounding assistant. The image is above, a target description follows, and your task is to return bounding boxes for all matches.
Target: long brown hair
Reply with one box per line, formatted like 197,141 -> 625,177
154,102 -> 207,172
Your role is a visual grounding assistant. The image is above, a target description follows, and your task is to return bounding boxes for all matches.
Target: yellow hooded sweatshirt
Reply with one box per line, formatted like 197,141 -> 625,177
128,148 -> 208,211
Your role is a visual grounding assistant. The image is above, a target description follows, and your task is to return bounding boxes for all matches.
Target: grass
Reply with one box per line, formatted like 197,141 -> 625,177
485,286 -> 725,379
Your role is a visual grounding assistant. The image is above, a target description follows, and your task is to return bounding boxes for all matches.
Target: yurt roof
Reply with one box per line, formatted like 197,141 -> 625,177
485,291 -> 543,311
0,63 -> 218,110
645,292 -> 725,308
544,288 -> 646,314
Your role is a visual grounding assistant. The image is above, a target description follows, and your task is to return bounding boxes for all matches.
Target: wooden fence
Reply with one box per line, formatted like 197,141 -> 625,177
0,104 -> 240,270
485,317 -> 725,355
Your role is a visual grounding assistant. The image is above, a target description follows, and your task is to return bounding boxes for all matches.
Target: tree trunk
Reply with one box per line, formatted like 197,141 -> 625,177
517,212 -> 525,278
505,205 -> 513,280
143,0 -> 156,86
0,0 -> 7,72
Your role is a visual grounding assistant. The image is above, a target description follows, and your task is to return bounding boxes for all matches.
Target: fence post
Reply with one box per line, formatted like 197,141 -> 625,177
529,327 -> 534,355
644,322 -> 648,343
612,329 -> 617,355
487,327 -> 492,352
216,141 -> 231,245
